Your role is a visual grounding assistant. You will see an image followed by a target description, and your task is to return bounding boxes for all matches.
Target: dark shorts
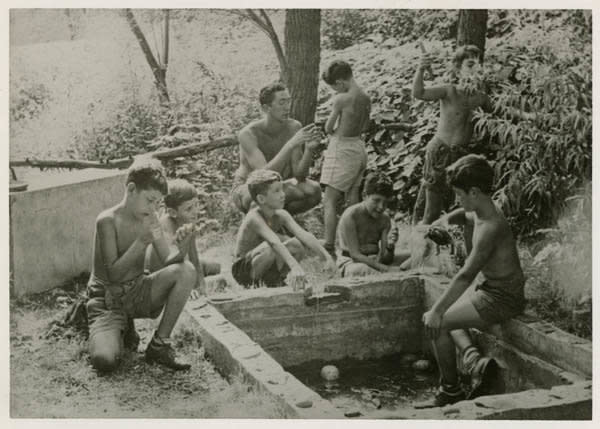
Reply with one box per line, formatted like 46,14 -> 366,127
231,253 -> 288,288
422,137 -> 466,194
470,279 -> 527,325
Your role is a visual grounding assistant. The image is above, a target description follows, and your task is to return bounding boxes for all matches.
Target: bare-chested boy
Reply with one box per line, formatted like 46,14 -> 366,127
337,172 -> 410,277
232,82 -> 322,215
146,179 -> 222,298
416,155 -> 526,408
320,60 -> 371,257
412,45 -> 492,225
232,169 -> 335,289
86,160 -> 196,372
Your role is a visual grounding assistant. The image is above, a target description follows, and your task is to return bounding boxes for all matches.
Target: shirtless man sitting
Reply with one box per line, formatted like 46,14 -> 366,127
231,82 -> 322,215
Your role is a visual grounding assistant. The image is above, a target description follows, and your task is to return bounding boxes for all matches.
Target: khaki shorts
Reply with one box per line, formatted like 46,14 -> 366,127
422,136 -> 466,194
86,273 -> 161,341
320,136 -> 367,193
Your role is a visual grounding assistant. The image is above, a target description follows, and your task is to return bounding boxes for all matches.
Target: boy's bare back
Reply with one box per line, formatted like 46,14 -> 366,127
333,88 -> 371,138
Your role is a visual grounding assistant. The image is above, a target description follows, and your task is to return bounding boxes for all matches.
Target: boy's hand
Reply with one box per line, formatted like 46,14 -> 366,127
388,226 -> 399,246
175,223 -> 197,253
288,266 -> 307,291
140,211 -> 162,244
423,309 -> 443,339
323,257 -> 337,278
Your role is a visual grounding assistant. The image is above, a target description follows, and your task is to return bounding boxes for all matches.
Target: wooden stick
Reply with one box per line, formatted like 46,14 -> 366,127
10,135 -> 239,171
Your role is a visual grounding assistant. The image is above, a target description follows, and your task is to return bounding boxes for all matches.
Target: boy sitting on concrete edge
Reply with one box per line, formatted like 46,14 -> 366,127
232,169 -> 336,290
86,159 -> 196,372
146,178 -> 222,297
336,172 -> 410,277
416,154 -> 526,408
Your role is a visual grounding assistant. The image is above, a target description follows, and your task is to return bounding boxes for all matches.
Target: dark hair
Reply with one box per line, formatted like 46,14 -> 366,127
164,179 -> 198,209
453,45 -> 481,68
363,172 -> 394,198
259,82 -> 288,106
246,169 -> 282,203
126,158 -> 168,195
446,154 -> 495,195
322,60 -> 353,85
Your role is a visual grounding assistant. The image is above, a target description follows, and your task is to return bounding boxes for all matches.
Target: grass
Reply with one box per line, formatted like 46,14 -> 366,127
10,284 -> 286,418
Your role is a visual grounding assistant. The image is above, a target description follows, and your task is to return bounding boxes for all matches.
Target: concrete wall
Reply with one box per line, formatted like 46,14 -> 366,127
214,276 -> 424,367
9,170 -> 128,296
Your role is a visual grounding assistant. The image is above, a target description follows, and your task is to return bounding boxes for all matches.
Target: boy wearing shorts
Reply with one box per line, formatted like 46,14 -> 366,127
321,60 -> 371,258
416,154 -> 526,408
86,160 -> 196,372
232,169 -> 335,289
337,172 -> 410,277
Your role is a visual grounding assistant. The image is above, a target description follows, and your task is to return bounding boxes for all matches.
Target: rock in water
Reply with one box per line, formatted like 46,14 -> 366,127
321,365 -> 340,381
401,353 -> 418,366
413,359 -> 431,371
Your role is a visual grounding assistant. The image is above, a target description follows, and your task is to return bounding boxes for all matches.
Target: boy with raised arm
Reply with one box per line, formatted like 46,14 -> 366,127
415,155 -> 526,408
337,172 -> 410,277
412,45 -> 492,226
320,60 -> 371,258
232,169 -> 335,290
86,160 -> 196,372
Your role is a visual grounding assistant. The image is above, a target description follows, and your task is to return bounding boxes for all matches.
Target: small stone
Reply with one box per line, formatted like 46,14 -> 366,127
321,365 -> 340,381
344,410 -> 362,418
296,400 -> 313,408
412,359 -> 431,371
401,353 -> 418,366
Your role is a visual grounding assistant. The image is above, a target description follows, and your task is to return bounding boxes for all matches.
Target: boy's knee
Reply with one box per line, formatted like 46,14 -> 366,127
307,183 -> 322,205
180,260 -> 196,282
286,239 -> 306,260
90,351 -> 120,373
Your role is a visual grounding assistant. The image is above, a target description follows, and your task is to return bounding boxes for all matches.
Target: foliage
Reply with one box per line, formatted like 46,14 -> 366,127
318,10 -> 592,237
10,80 -> 52,123
322,9 -> 458,50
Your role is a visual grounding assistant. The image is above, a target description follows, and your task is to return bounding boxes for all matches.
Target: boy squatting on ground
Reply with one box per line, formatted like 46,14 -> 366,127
232,82 -> 323,215
146,178 -> 222,297
86,160 -> 197,372
336,172 -> 411,277
415,154 -> 526,408
232,169 -> 336,290
320,60 -> 371,258
412,45 -> 493,226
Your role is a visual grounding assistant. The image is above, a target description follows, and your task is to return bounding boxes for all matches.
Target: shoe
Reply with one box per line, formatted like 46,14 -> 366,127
145,334 -> 191,371
468,357 -> 500,400
414,385 -> 466,409
123,318 -> 140,351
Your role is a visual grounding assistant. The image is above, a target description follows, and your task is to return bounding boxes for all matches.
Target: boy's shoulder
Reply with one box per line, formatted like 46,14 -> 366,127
96,205 -> 119,225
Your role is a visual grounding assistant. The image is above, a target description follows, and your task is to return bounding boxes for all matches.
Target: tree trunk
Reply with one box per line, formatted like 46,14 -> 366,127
284,9 -> 321,125
124,9 -> 169,104
456,9 -> 488,62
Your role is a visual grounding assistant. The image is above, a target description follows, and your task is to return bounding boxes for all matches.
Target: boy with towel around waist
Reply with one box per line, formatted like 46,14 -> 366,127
320,60 -> 371,259
86,159 -> 196,372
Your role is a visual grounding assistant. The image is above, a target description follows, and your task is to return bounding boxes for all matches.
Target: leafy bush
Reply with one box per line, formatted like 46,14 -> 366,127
10,81 -> 52,123
321,9 -> 372,50
318,10 -> 591,236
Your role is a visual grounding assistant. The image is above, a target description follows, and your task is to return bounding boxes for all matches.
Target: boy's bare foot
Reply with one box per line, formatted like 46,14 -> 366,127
145,333 -> 191,371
